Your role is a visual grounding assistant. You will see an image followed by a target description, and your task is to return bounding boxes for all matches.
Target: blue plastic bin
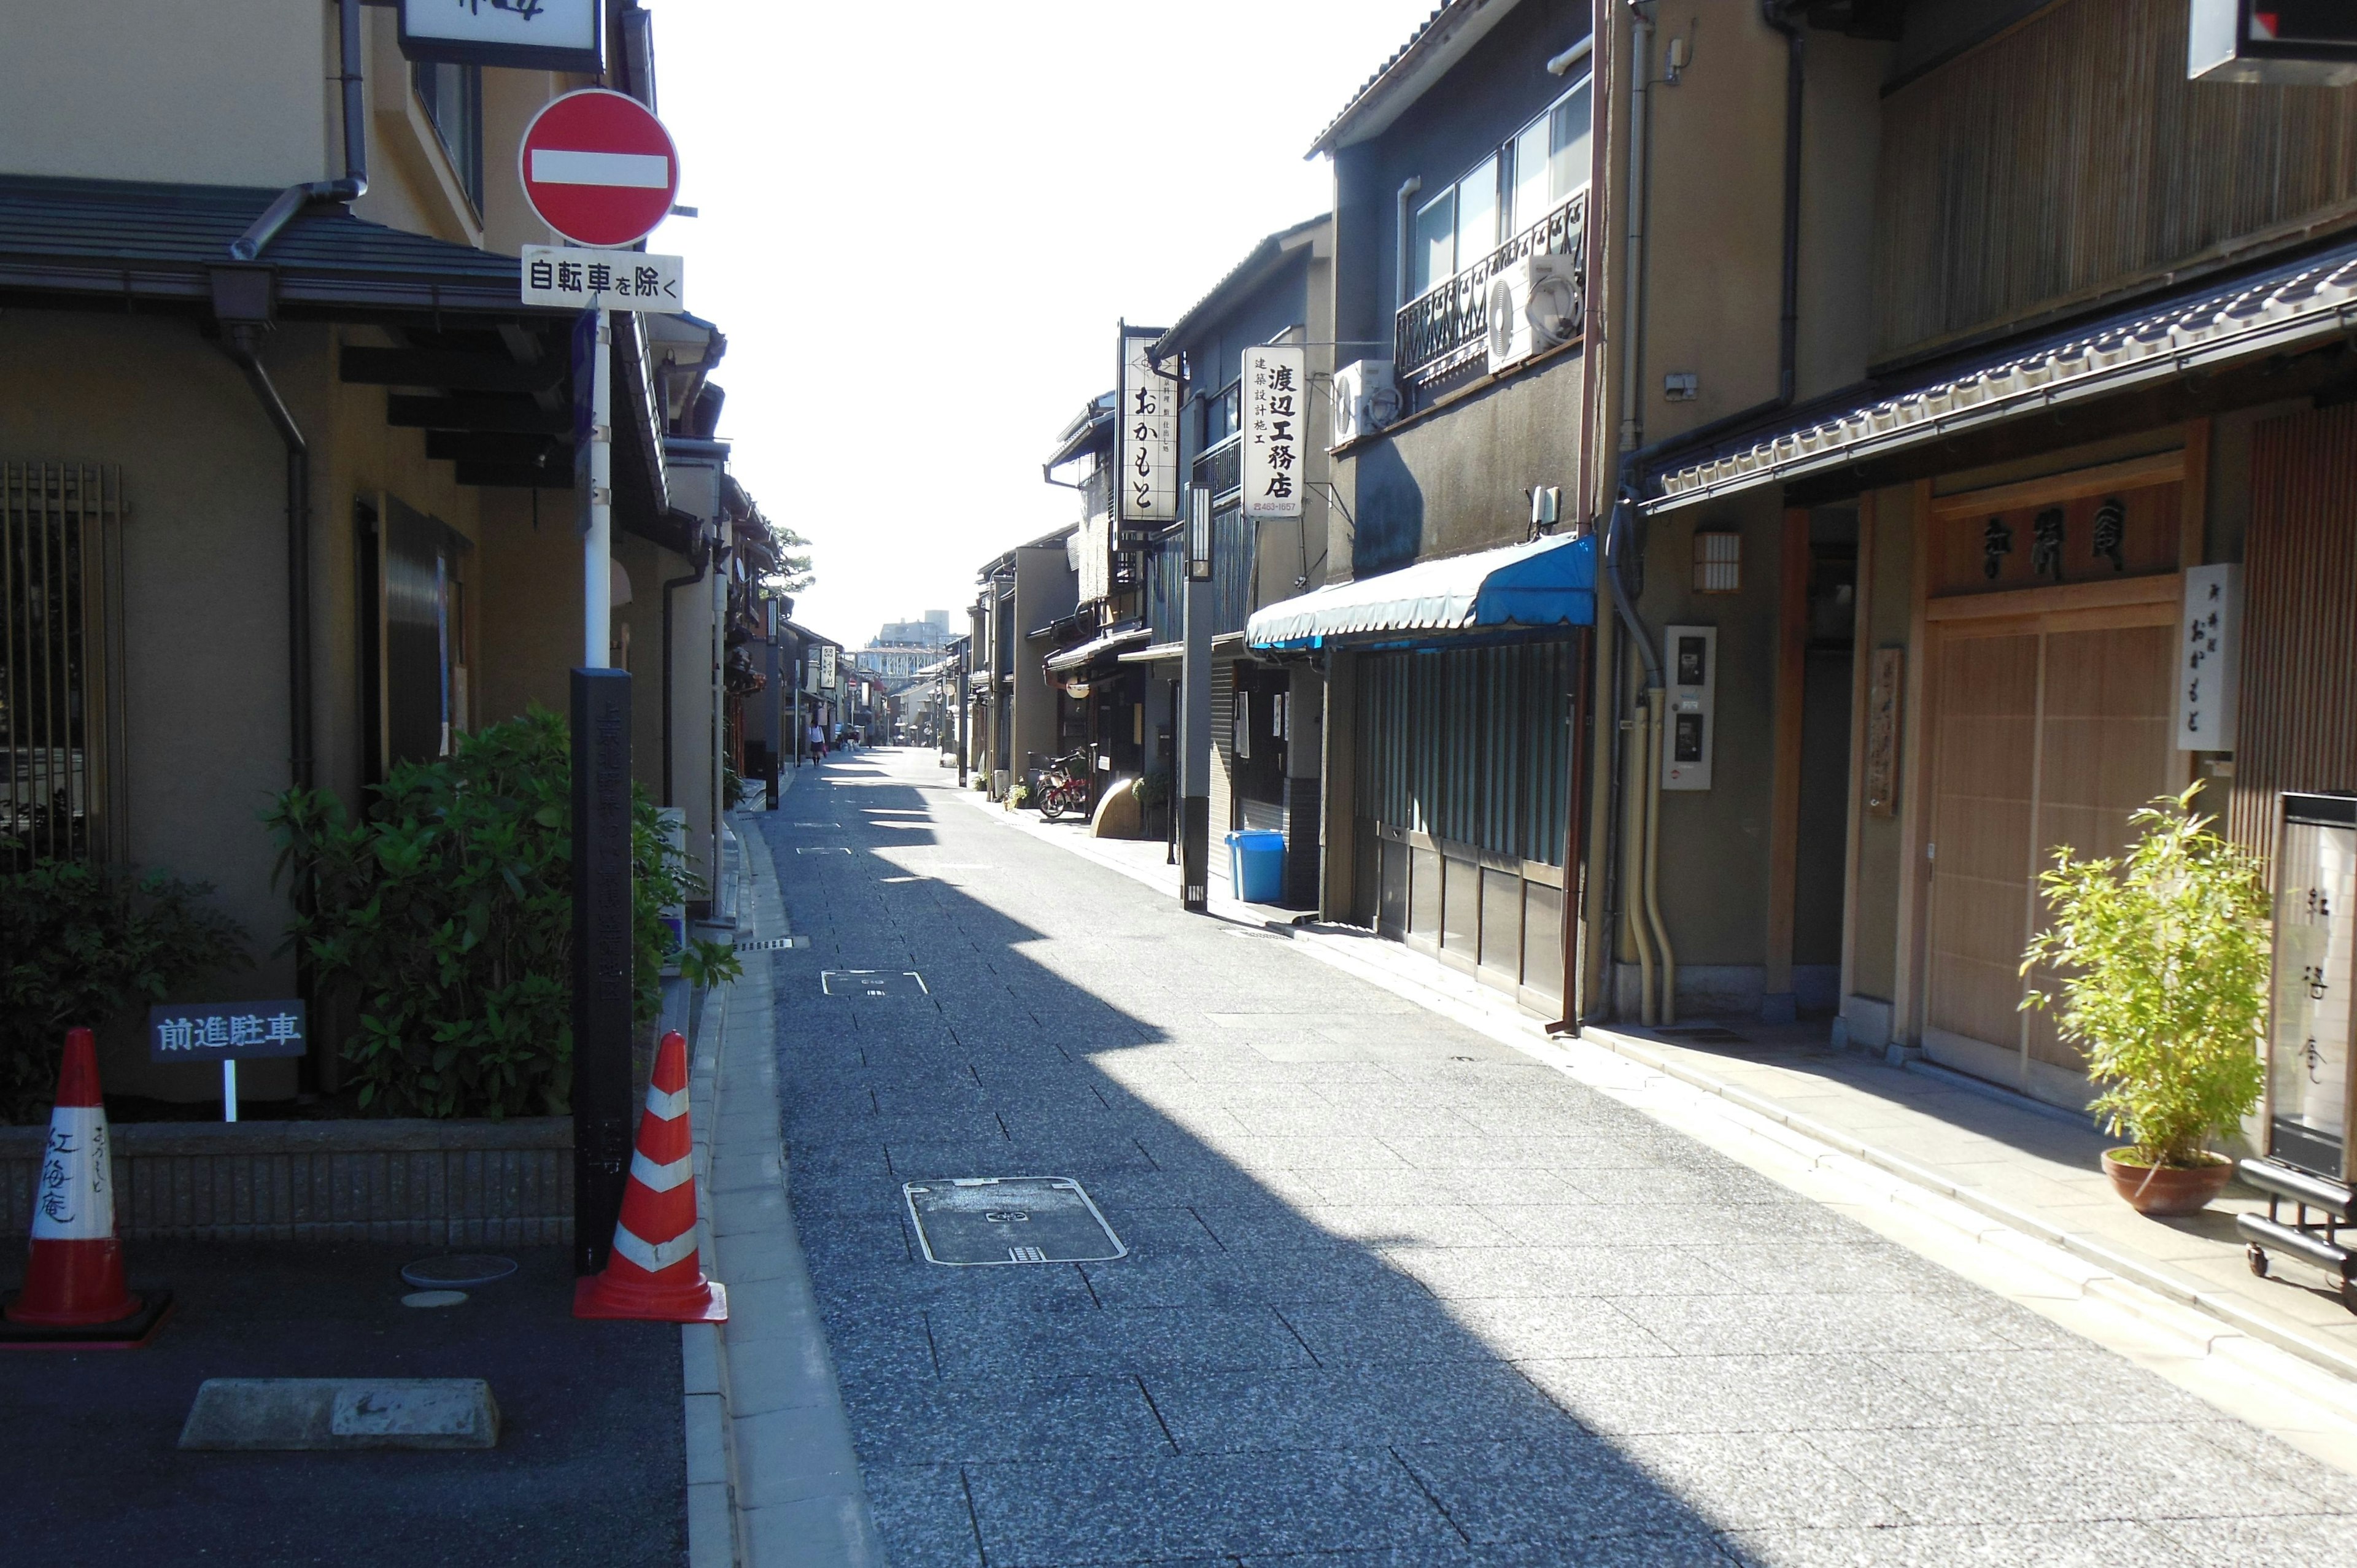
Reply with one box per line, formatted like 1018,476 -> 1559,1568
1225,829 -> 1287,904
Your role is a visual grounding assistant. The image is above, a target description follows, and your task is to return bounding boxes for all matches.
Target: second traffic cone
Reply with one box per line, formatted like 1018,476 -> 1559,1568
2,1027 -> 172,1348
574,1030 -> 727,1323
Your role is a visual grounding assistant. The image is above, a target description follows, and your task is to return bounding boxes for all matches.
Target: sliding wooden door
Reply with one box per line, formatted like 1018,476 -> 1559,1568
1921,607 -> 2179,1107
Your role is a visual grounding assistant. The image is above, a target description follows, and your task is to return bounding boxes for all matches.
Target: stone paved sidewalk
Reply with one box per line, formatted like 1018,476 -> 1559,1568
756,749 -> 2357,1566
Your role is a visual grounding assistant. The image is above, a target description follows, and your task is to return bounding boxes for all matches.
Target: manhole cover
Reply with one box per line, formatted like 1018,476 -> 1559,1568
791,821 -> 842,828
821,970 -> 928,997
400,1254 -> 518,1289
736,935 -> 808,952
904,1177 -> 1126,1267
797,846 -> 854,856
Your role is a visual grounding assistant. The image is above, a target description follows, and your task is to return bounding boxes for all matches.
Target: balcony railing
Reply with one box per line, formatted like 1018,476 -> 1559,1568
1393,189 -> 1587,404
1191,432 -> 1242,503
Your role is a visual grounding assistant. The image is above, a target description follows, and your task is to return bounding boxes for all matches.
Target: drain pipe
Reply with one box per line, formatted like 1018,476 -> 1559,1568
231,0 -> 368,261
222,329 -> 314,795
662,523 -> 712,806
1600,0 -> 1810,1025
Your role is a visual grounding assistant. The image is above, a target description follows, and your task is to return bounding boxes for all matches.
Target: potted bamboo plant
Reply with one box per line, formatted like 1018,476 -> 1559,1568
2021,785 -> 2269,1217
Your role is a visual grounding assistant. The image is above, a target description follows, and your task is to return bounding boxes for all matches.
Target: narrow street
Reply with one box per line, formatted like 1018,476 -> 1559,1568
756,749 -> 2357,1567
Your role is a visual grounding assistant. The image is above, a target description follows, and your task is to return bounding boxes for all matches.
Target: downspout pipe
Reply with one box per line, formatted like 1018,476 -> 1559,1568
1598,0 -> 1809,1022
662,525 -> 712,806
223,328 -> 314,796
231,0 -> 369,261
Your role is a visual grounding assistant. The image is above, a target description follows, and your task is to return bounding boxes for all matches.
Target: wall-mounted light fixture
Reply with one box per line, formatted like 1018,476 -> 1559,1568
1186,482 -> 1214,581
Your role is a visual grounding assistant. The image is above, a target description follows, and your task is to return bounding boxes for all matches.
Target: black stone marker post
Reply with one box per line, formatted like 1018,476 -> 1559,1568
571,668 -> 634,1275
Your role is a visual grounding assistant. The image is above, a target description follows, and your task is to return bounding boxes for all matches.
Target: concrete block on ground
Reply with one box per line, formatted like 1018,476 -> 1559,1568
178,1378 -> 499,1450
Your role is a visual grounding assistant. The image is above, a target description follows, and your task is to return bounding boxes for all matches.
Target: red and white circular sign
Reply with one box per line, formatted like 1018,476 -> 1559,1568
517,88 -> 679,249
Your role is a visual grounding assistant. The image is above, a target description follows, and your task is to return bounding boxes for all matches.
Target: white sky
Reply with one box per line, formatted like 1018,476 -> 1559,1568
651,0 -> 1439,649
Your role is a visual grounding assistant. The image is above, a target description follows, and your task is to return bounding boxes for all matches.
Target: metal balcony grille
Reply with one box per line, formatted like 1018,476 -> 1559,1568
2,462 -> 127,868
1394,190 -> 1588,407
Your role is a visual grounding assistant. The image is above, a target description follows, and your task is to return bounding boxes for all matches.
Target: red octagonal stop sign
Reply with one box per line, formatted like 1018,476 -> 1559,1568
518,88 -> 679,249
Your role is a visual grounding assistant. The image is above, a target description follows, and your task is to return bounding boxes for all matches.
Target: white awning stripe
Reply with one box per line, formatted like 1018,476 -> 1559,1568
631,1149 -> 695,1194
611,1224 -> 699,1274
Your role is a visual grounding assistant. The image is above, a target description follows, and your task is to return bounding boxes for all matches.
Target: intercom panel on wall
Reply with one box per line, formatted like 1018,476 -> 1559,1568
1661,625 -> 1716,790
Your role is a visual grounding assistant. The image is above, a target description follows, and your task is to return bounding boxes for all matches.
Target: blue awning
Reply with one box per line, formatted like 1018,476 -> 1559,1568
1246,535 -> 1596,651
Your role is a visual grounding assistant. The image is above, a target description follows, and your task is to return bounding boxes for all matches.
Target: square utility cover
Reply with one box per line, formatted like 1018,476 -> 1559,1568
822,970 -> 927,997
904,1176 -> 1127,1266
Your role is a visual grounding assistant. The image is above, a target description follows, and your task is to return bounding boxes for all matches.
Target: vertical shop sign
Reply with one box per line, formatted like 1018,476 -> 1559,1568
2174,562 -> 2243,749
1242,344 -> 1306,521
1118,324 -> 1179,527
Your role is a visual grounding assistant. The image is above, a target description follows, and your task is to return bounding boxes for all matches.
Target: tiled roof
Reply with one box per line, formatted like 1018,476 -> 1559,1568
1649,238 -> 2357,511
0,174 -> 529,316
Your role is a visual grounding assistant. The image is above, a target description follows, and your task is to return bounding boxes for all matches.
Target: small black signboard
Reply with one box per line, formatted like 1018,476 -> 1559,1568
147,1001 -> 308,1062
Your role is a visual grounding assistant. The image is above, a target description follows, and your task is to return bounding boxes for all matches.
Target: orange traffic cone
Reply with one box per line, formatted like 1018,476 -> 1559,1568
574,1030 -> 727,1322
2,1027 -> 172,1348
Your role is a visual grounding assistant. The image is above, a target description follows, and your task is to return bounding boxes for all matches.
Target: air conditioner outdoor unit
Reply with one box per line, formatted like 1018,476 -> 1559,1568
1485,254 -> 1582,371
1331,358 -> 1399,446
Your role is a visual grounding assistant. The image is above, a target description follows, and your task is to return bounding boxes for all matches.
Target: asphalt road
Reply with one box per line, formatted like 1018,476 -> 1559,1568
0,1242 -> 683,1565
762,749 -> 2357,1567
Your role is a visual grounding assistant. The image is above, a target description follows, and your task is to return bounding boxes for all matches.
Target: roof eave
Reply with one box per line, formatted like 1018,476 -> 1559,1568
1307,0 -> 1525,158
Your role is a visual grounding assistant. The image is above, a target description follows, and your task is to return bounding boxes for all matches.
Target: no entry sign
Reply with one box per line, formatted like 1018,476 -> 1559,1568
518,88 -> 679,249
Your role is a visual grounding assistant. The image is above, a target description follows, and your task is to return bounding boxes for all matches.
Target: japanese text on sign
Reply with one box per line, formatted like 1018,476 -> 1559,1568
1118,327 -> 1179,526
1242,345 -> 1306,521
522,246 -> 686,313
2173,563 -> 2242,750
149,1001 -> 308,1062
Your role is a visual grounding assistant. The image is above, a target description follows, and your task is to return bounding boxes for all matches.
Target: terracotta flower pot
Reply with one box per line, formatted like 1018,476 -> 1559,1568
2101,1149 -> 2234,1217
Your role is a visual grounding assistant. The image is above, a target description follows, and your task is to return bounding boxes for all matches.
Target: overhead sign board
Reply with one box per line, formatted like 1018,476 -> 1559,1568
1118,325 -> 1179,527
519,89 -> 681,250
149,1001 -> 308,1062
525,245 -> 685,312
2189,0 -> 2357,84
400,0 -> 603,73
1241,344 -> 1306,521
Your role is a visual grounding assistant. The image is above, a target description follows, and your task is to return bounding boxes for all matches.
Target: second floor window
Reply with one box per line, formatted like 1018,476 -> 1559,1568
1409,71 -> 1593,299
413,61 -> 484,212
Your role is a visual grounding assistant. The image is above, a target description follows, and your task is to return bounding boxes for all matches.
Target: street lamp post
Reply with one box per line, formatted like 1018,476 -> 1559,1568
1179,482 -> 1213,913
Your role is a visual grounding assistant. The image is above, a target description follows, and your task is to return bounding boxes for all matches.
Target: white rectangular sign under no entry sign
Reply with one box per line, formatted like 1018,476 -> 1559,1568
522,246 -> 685,313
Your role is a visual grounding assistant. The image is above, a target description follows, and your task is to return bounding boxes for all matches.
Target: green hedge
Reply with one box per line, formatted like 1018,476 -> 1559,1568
266,708 -> 738,1119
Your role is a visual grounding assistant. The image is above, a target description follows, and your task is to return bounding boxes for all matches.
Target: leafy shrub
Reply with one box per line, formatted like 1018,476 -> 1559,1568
1,861 -> 249,1123
2021,786 -> 2269,1168
266,709 -> 740,1119
1135,769 -> 1171,811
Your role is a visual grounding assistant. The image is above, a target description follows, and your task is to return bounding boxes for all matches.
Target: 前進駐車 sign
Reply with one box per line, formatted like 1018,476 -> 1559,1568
148,1002 -> 308,1063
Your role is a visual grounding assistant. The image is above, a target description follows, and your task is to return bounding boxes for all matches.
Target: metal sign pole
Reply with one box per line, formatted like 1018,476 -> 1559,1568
571,307 -> 632,1275
1180,482 -> 1212,913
